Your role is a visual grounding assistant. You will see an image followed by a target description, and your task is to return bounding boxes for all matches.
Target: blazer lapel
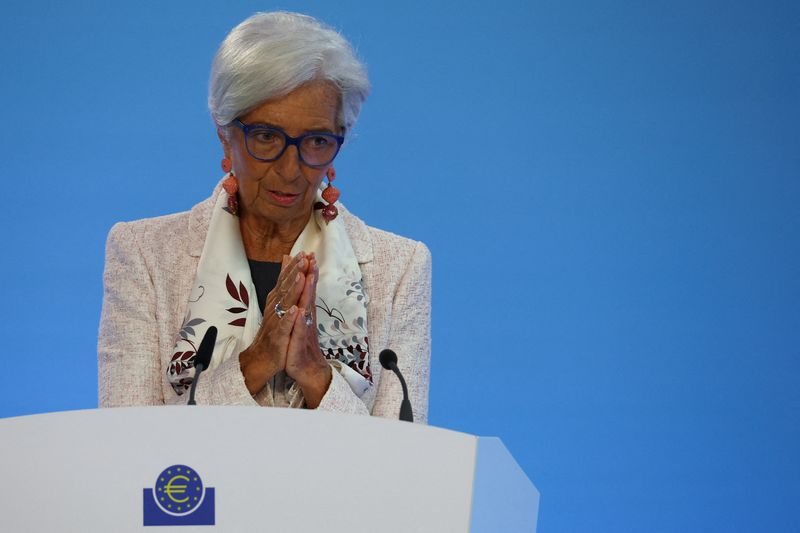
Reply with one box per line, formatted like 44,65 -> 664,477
187,183 -> 222,257
340,205 -> 373,265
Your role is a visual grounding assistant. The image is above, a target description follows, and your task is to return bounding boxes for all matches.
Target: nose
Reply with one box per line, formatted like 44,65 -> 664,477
273,143 -> 302,182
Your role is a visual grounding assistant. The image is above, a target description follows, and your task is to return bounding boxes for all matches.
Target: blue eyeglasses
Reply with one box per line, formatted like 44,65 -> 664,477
231,119 -> 344,168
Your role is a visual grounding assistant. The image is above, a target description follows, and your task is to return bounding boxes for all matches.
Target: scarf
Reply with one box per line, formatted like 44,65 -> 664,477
167,185 -> 372,405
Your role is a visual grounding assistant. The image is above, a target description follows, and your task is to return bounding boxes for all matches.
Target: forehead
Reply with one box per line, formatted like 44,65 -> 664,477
242,81 -> 340,132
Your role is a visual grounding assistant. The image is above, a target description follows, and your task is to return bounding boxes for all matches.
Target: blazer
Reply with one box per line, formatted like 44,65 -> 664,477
98,183 -> 431,422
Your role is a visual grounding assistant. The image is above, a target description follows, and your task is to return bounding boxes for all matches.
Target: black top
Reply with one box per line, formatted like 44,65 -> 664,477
247,259 -> 282,313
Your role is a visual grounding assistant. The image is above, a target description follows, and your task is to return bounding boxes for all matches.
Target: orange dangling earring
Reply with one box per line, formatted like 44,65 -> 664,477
221,157 -> 239,215
321,167 -> 340,223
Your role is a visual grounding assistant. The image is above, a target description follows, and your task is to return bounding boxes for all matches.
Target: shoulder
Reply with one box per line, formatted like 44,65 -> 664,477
105,191 -> 215,258
367,224 -> 431,268
107,210 -> 190,245
340,207 -> 431,279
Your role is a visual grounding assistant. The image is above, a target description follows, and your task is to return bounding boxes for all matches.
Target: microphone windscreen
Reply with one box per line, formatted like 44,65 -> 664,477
379,349 -> 398,369
195,326 -> 218,369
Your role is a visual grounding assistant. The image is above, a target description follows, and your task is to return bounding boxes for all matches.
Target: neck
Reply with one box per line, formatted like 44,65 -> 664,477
239,211 -> 310,262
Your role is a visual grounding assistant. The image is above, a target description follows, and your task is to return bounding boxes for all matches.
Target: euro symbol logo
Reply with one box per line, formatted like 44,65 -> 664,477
164,475 -> 190,503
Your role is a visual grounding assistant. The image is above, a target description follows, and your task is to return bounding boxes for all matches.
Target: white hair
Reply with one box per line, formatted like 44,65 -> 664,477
208,12 -> 370,135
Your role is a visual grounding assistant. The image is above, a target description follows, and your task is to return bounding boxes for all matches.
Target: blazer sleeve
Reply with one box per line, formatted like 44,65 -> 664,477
98,222 -> 257,407
317,240 -> 432,423
98,222 -> 163,406
371,241 -> 432,424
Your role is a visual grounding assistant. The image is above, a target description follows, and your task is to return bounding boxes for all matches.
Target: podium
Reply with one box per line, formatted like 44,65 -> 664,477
0,407 -> 538,532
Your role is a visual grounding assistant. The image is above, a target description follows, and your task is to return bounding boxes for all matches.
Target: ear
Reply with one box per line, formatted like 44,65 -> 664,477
217,127 -> 232,159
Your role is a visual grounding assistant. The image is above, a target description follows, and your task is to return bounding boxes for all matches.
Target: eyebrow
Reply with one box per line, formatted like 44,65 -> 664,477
247,121 -> 336,135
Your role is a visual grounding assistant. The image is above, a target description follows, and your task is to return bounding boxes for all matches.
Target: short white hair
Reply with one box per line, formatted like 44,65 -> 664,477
208,11 -> 370,134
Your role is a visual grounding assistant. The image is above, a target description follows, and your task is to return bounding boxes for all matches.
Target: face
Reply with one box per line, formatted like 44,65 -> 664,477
219,81 -> 341,230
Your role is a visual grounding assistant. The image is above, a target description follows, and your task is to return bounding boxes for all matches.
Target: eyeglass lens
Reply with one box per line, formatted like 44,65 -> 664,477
246,128 -> 340,166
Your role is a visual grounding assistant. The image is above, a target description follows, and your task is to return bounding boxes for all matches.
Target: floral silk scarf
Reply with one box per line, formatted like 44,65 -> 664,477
167,186 -> 372,405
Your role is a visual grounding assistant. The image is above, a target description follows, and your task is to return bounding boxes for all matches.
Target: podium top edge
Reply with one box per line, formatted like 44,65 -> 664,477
0,405 -> 490,440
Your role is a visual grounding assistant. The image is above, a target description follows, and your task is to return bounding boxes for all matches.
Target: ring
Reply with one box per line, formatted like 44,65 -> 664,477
304,312 -> 313,327
274,302 -> 287,318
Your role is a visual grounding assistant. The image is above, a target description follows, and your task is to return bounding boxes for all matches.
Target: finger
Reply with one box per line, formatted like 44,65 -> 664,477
307,259 -> 320,327
283,305 -> 299,331
298,263 -> 316,310
267,304 -> 298,363
285,271 -> 306,309
267,303 -> 298,340
265,283 -> 302,327
284,253 -> 310,283
286,306 -> 309,357
272,266 -> 299,302
267,252 -> 312,313
281,252 -> 304,277
264,260 -> 303,320
249,284 -> 305,377
285,307 -> 327,388
270,257 -> 306,304
280,253 -> 306,282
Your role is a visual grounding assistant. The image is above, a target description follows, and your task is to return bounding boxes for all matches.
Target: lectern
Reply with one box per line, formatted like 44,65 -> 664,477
0,407 -> 538,532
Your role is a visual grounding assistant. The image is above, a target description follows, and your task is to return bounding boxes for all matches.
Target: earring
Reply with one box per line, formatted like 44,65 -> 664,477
321,167 -> 340,223
221,158 -> 239,216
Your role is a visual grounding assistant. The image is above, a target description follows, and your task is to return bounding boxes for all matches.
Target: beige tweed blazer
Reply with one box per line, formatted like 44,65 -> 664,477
97,183 -> 431,422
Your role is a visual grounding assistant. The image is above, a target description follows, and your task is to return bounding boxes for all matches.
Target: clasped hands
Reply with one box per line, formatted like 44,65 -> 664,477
239,252 -> 331,408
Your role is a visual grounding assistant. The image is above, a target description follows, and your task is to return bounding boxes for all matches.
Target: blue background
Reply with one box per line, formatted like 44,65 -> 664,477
1,1 -> 798,531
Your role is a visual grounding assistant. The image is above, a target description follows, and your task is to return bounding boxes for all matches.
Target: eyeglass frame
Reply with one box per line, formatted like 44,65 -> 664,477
229,119 -> 345,168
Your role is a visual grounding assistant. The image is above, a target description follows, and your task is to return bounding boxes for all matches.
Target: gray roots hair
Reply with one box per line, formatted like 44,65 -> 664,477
208,12 -> 370,135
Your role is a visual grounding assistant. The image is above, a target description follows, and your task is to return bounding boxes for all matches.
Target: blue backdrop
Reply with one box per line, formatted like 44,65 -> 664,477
1,1 -> 798,531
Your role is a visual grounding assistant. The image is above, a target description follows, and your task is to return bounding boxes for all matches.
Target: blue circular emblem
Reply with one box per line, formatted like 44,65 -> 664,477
152,465 -> 205,516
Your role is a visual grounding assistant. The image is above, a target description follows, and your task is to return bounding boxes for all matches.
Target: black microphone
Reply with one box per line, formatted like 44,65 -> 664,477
187,326 -> 218,406
379,349 -> 413,422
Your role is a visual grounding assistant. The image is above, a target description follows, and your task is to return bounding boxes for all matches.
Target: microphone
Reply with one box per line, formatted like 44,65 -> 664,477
187,326 -> 217,406
379,349 -> 413,422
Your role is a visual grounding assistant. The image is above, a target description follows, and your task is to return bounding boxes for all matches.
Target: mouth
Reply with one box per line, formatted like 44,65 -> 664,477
267,189 -> 301,206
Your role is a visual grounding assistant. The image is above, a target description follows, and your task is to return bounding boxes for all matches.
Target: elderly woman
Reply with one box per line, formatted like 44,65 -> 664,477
98,12 -> 430,420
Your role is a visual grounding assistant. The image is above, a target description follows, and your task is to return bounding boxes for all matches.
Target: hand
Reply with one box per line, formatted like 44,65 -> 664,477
285,255 -> 332,408
238,252 -> 310,395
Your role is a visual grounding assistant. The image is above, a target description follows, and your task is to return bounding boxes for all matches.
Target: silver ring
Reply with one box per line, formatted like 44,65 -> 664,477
274,302 -> 287,318
304,312 -> 313,327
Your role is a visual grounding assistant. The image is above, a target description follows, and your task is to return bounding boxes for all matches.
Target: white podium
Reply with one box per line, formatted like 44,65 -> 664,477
0,407 -> 538,532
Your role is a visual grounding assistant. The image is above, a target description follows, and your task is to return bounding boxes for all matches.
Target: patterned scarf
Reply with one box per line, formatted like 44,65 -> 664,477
167,185 -> 372,405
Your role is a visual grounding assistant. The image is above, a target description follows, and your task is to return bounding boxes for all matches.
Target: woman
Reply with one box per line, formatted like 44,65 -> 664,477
98,12 -> 431,421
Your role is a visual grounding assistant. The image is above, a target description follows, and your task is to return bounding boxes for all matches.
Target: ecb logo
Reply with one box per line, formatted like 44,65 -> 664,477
143,465 -> 215,526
